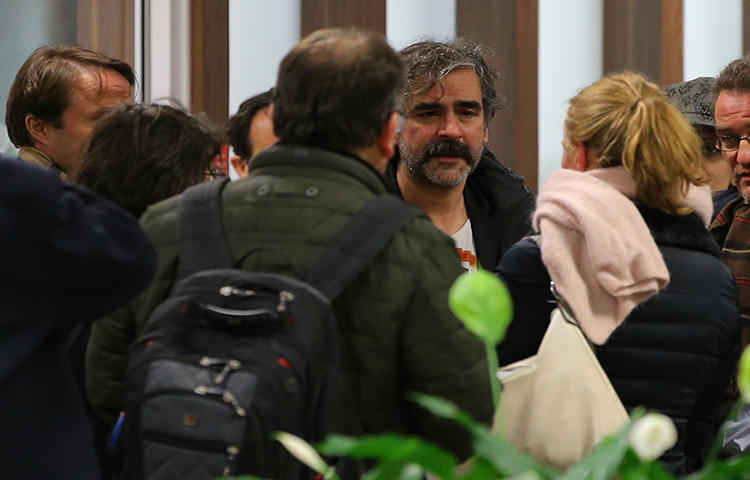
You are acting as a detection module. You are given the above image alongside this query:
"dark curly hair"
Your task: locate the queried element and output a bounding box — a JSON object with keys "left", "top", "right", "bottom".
{"left": 716, "top": 55, "right": 750, "bottom": 94}
{"left": 75, "top": 103, "right": 220, "bottom": 216}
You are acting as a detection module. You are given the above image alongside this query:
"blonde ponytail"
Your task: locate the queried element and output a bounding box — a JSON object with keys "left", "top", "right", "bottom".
{"left": 565, "top": 72, "right": 705, "bottom": 215}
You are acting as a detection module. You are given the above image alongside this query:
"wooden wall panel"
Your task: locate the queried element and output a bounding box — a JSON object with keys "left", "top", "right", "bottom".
{"left": 190, "top": 0, "right": 229, "bottom": 126}
{"left": 604, "top": 0, "right": 682, "bottom": 86}
{"left": 457, "top": 0, "right": 539, "bottom": 192}
{"left": 76, "top": 0, "right": 136, "bottom": 68}
{"left": 301, "top": 0, "right": 386, "bottom": 36}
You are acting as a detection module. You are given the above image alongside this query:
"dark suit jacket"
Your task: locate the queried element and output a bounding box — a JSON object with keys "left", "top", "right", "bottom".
{"left": 0, "top": 155, "right": 157, "bottom": 479}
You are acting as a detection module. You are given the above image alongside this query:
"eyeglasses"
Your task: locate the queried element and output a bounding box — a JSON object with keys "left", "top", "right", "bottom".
{"left": 715, "top": 135, "right": 750, "bottom": 152}
{"left": 702, "top": 138, "right": 719, "bottom": 156}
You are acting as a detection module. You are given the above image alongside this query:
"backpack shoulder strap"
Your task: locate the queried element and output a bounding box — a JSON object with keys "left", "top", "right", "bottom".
{"left": 177, "top": 177, "right": 232, "bottom": 279}
{"left": 307, "top": 194, "right": 423, "bottom": 300}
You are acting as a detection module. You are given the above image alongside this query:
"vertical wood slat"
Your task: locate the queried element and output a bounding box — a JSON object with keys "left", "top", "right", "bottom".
{"left": 457, "top": 0, "right": 539, "bottom": 192}
{"left": 190, "top": 0, "right": 229, "bottom": 127}
{"left": 604, "top": 0, "right": 682, "bottom": 86}
{"left": 661, "top": 0, "right": 683, "bottom": 86}
{"left": 301, "top": 0, "right": 386, "bottom": 36}
{"left": 76, "top": 0, "right": 136, "bottom": 68}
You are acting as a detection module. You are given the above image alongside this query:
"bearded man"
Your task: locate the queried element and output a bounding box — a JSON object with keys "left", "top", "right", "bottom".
{"left": 386, "top": 40, "right": 535, "bottom": 272}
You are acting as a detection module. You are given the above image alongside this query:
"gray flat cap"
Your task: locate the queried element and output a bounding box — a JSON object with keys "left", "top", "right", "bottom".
{"left": 663, "top": 76, "right": 715, "bottom": 127}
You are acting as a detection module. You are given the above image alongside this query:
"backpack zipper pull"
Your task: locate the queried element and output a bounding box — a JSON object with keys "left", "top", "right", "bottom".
{"left": 277, "top": 291, "right": 295, "bottom": 312}
{"left": 222, "top": 391, "right": 247, "bottom": 417}
{"left": 200, "top": 356, "right": 226, "bottom": 367}
{"left": 214, "top": 359, "right": 241, "bottom": 384}
{"left": 219, "top": 286, "right": 256, "bottom": 297}
{"left": 223, "top": 446, "right": 240, "bottom": 476}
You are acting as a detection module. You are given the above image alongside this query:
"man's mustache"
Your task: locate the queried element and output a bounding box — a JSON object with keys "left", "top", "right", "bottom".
{"left": 421, "top": 139, "right": 474, "bottom": 164}
{"left": 735, "top": 165, "right": 750, "bottom": 177}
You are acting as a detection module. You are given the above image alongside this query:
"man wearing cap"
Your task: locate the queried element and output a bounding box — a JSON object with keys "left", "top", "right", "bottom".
{"left": 664, "top": 77, "right": 736, "bottom": 217}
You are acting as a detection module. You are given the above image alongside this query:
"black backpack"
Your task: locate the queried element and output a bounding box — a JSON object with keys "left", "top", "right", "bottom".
{"left": 117, "top": 178, "right": 421, "bottom": 480}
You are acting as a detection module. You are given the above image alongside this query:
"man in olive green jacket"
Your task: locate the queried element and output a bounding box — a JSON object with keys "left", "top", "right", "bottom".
{"left": 86, "top": 28, "right": 493, "bottom": 460}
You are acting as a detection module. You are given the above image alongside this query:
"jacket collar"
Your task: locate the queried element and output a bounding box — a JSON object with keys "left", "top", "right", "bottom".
{"left": 385, "top": 148, "right": 506, "bottom": 269}
{"left": 640, "top": 205, "right": 720, "bottom": 256}
{"left": 250, "top": 144, "right": 391, "bottom": 194}
{"left": 18, "top": 146, "right": 65, "bottom": 178}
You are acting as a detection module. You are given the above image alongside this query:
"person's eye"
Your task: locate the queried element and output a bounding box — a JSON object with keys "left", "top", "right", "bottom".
{"left": 458, "top": 109, "right": 480, "bottom": 118}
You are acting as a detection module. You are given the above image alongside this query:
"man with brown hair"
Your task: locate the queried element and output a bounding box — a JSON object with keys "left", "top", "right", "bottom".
{"left": 87, "top": 28, "right": 492, "bottom": 467}
{"left": 226, "top": 88, "right": 278, "bottom": 178}
{"left": 5, "top": 45, "right": 134, "bottom": 176}
{"left": 710, "top": 55, "right": 750, "bottom": 344}
{"left": 386, "top": 40, "right": 535, "bottom": 273}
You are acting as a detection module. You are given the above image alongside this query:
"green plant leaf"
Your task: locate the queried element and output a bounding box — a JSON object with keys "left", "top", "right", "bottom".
{"left": 684, "top": 454, "right": 750, "bottom": 480}
{"left": 449, "top": 270, "right": 513, "bottom": 345}
{"left": 457, "top": 457, "right": 503, "bottom": 480}
{"left": 409, "top": 393, "right": 555, "bottom": 478}
{"left": 409, "top": 392, "right": 477, "bottom": 431}
{"left": 319, "top": 433, "right": 458, "bottom": 480}
{"left": 560, "top": 409, "right": 646, "bottom": 480}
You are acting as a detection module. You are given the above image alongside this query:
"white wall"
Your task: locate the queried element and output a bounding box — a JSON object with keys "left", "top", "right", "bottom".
{"left": 684, "top": 0, "right": 742, "bottom": 80}
{"left": 386, "top": 0, "right": 456, "bottom": 50}
{"left": 228, "top": 0, "right": 300, "bottom": 116}
{"left": 538, "top": 0, "right": 603, "bottom": 190}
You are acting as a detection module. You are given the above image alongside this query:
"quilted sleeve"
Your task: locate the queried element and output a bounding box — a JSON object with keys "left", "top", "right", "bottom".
{"left": 398, "top": 219, "right": 494, "bottom": 461}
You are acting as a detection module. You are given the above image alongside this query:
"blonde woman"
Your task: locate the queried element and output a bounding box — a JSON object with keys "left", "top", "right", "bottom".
{"left": 496, "top": 72, "right": 740, "bottom": 474}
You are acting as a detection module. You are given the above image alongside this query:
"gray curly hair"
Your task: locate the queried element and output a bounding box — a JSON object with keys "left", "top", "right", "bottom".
{"left": 399, "top": 39, "right": 502, "bottom": 123}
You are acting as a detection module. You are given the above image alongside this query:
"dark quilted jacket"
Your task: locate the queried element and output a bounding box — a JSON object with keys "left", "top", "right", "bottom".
{"left": 496, "top": 205, "right": 741, "bottom": 475}
{"left": 86, "top": 145, "right": 493, "bottom": 459}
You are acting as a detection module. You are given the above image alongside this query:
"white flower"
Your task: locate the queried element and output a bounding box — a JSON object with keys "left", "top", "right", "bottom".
{"left": 273, "top": 431, "right": 329, "bottom": 474}
{"left": 628, "top": 413, "right": 678, "bottom": 461}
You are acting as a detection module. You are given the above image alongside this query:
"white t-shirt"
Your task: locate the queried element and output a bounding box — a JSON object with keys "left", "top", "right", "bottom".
{"left": 450, "top": 218, "right": 478, "bottom": 273}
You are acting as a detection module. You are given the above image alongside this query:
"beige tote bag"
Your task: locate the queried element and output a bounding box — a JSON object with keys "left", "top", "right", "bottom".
{"left": 495, "top": 296, "right": 629, "bottom": 471}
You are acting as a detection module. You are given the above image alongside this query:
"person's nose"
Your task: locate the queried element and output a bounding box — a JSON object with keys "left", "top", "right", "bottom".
{"left": 737, "top": 138, "right": 750, "bottom": 167}
{"left": 438, "top": 112, "right": 462, "bottom": 139}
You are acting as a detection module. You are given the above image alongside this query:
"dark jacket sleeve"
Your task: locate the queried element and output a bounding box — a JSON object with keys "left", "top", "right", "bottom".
{"left": 495, "top": 238, "right": 555, "bottom": 366}
{"left": 0, "top": 156, "right": 156, "bottom": 382}
{"left": 46, "top": 183, "right": 158, "bottom": 321}
{"left": 399, "top": 220, "right": 494, "bottom": 460}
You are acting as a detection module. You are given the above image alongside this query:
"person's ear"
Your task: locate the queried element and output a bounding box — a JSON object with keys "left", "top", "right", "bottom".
{"left": 483, "top": 125, "right": 489, "bottom": 144}
{"left": 574, "top": 142, "right": 589, "bottom": 172}
{"left": 376, "top": 112, "right": 401, "bottom": 159}
{"left": 25, "top": 114, "right": 51, "bottom": 149}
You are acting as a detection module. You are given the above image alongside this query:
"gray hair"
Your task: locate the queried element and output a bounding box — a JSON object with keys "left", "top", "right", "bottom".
{"left": 399, "top": 39, "right": 502, "bottom": 122}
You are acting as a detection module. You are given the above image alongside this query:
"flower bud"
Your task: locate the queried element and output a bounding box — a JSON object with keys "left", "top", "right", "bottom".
{"left": 274, "top": 431, "right": 329, "bottom": 474}
{"left": 448, "top": 270, "right": 513, "bottom": 345}
{"left": 628, "top": 413, "right": 677, "bottom": 461}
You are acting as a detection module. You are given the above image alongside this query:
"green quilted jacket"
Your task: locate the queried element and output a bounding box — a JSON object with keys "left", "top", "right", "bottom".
{"left": 86, "top": 145, "right": 493, "bottom": 459}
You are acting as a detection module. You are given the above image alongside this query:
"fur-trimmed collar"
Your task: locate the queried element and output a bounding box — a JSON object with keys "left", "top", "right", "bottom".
{"left": 638, "top": 205, "right": 720, "bottom": 256}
